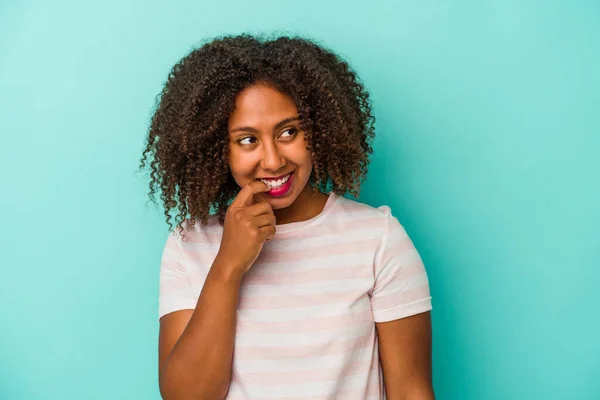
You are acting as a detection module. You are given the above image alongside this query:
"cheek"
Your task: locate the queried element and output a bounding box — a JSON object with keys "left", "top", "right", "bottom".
{"left": 228, "top": 152, "right": 260, "bottom": 185}
{"left": 293, "top": 139, "right": 313, "bottom": 162}
{"left": 301, "top": 139, "right": 315, "bottom": 163}
{"left": 228, "top": 151, "right": 248, "bottom": 173}
{"left": 303, "top": 148, "right": 315, "bottom": 168}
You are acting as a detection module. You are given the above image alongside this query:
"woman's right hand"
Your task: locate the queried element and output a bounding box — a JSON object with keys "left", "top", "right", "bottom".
{"left": 215, "top": 180, "right": 276, "bottom": 277}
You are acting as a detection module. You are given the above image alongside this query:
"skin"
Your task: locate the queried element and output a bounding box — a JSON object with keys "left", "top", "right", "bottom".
{"left": 226, "top": 82, "right": 435, "bottom": 398}
{"left": 377, "top": 312, "right": 435, "bottom": 399}
{"left": 158, "top": 83, "right": 333, "bottom": 399}
{"left": 227, "top": 82, "right": 329, "bottom": 225}
{"left": 158, "top": 82, "right": 435, "bottom": 399}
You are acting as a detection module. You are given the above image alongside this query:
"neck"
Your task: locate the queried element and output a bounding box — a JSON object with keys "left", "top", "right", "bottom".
{"left": 274, "top": 184, "right": 329, "bottom": 225}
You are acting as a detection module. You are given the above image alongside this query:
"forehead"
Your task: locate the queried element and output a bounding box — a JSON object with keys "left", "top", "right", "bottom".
{"left": 228, "top": 83, "right": 298, "bottom": 130}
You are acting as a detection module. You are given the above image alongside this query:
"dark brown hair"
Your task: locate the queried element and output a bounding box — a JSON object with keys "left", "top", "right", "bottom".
{"left": 139, "top": 34, "right": 375, "bottom": 232}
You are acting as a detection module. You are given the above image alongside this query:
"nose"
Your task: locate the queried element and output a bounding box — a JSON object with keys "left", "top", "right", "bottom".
{"left": 260, "top": 140, "right": 286, "bottom": 172}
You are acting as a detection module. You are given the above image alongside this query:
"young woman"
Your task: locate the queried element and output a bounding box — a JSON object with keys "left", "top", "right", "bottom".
{"left": 140, "top": 34, "right": 434, "bottom": 400}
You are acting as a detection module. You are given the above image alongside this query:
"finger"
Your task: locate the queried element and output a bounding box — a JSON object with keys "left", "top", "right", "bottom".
{"left": 231, "top": 181, "right": 271, "bottom": 208}
{"left": 259, "top": 225, "right": 276, "bottom": 242}
{"left": 246, "top": 201, "right": 274, "bottom": 217}
{"left": 254, "top": 213, "right": 276, "bottom": 228}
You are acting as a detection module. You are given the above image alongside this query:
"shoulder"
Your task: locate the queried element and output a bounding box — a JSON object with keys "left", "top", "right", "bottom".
{"left": 333, "top": 194, "right": 394, "bottom": 222}
{"left": 324, "top": 194, "right": 399, "bottom": 238}
{"left": 168, "top": 215, "right": 224, "bottom": 246}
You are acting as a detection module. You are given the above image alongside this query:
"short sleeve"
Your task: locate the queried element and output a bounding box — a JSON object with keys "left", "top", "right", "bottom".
{"left": 158, "top": 231, "right": 198, "bottom": 320}
{"left": 370, "top": 207, "right": 432, "bottom": 323}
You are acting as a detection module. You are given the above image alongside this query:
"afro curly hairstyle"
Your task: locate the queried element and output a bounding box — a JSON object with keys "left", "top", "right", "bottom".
{"left": 139, "top": 34, "right": 376, "bottom": 233}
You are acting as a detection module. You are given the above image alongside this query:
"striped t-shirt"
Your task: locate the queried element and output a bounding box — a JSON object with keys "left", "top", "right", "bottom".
{"left": 158, "top": 191, "right": 432, "bottom": 399}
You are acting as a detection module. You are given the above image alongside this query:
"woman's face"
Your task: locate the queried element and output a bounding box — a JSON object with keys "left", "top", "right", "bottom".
{"left": 227, "top": 82, "right": 314, "bottom": 210}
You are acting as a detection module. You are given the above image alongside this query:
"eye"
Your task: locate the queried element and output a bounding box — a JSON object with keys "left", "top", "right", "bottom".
{"left": 238, "top": 136, "right": 256, "bottom": 145}
{"left": 280, "top": 128, "right": 297, "bottom": 138}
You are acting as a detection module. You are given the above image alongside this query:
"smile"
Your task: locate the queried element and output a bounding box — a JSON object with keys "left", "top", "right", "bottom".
{"left": 259, "top": 172, "right": 292, "bottom": 189}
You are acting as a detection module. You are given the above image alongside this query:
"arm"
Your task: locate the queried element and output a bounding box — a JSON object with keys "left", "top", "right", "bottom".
{"left": 157, "top": 182, "right": 274, "bottom": 399}
{"left": 158, "top": 258, "right": 243, "bottom": 400}
{"left": 376, "top": 311, "right": 435, "bottom": 400}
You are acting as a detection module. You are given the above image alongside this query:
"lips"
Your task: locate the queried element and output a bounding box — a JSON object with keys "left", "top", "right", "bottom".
{"left": 262, "top": 173, "right": 294, "bottom": 197}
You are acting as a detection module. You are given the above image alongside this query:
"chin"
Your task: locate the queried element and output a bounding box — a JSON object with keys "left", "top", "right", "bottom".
{"left": 259, "top": 192, "right": 298, "bottom": 209}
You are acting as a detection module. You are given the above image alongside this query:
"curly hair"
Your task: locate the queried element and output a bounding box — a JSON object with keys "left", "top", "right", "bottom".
{"left": 139, "top": 34, "right": 376, "bottom": 233}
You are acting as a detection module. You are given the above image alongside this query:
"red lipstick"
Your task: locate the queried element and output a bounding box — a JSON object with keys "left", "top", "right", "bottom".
{"left": 263, "top": 173, "right": 293, "bottom": 197}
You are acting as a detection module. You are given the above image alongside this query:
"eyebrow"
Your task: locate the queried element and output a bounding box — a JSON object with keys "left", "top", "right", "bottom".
{"left": 229, "top": 116, "right": 300, "bottom": 135}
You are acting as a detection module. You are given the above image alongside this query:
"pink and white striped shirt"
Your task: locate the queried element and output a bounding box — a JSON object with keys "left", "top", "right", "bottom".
{"left": 158, "top": 192, "right": 432, "bottom": 399}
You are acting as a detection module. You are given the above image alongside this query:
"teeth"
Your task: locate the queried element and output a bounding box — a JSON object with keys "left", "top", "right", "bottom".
{"left": 260, "top": 173, "right": 291, "bottom": 189}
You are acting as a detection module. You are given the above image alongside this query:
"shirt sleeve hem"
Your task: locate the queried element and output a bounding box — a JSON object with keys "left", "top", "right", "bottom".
{"left": 372, "top": 297, "right": 432, "bottom": 323}
{"left": 158, "top": 301, "right": 197, "bottom": 320}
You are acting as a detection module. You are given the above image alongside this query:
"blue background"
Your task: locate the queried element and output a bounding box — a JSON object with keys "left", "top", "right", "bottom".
{"left": 1, "top": 0, "right": 599, "bottom": 399}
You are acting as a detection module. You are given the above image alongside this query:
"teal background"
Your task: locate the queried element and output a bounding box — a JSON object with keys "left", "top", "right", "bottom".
{"left": 1, "top": 0, "right": 598, "bottom": 399}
